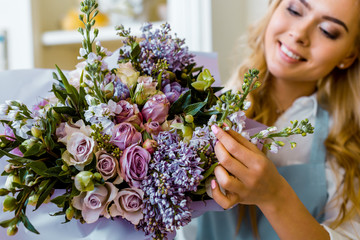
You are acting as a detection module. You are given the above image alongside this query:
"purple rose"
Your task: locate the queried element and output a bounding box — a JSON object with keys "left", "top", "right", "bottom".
{"left": 162, "top": 82, "right": 185, "bottom": 103}
{"left": 141, "top": 94, "right": 170, "bottom": 124}
{"left": 72, "top": 182, "right": 118, "bottom": 223}
{"left": 120, "top": 144, "right": 151, "bottom": 188}
{"left": 96, "top": 150, "right": 122, "bottom": 183}
{"left": 110, "top": 123, "right": 142, "bottom": 150}
{"left": 115, "top": 100, "right": 142, "bottom": 126}
{"left": 109, "top": 188, "right": 144, "bottom": 225}
{"left": 144, "top": 121, "right": 162, "bottom": 136}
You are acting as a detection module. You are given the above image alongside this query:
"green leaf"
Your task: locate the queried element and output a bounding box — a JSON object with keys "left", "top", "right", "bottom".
{"left": 169, "top": 90, "right": 191, "bottom": 115}
{"left": 20, "top": 213, "right": 39, "bottom": 234}
{"left": 51, "top": 195, "right": 68, "bottom": 207}
{"left": 0, "top": 149, "right": 33, "bottom": 163}
{"left": 36, "top": 179, "right": 57, "bottom": 210}
{"left": 192, "top": 187, "right": 207, "bottom": 195}
{"left": 130, "top": 43, "right": 141, "bottom": 59}
{"left": 23, "top": 143, "right": 43, "bottom": 157}
{"left": 184, "top": 102, "right": 207, "bottom": 116}
{"left": 44, "top": 166, "right": 62, "bottom": 177}
{"left": 0, "top": 217, "right": 18, "bottom": 228}
{"left": 27, "top": 162, "right": 48, "bottom": 176}
{"left": 53, "top": 106, "right": 77, "bottom": 116}
{"left": 202, "top": 162, "right": 219, "bottom": 180}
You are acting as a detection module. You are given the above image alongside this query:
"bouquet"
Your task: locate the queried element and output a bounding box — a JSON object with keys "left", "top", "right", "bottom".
{"left": 0, "top": 1, "right": 314, "bottom": 239}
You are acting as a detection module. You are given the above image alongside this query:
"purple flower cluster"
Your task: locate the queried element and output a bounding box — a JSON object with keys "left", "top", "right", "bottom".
{"left": 119, "top": 23, "right": 195, "bottom": 76}
{"left": 136, "top": 131, "right": 203, "bottom": 239}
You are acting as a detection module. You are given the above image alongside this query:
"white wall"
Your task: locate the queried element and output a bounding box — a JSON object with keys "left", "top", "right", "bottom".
{"left": 0, "top": 0, "right": 34, "bottom": 69}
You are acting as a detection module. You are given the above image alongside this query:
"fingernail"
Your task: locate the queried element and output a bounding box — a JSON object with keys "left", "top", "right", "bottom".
{"left": 211, "top": 125, "right": 219, "bottom": 134}
{"left": 211, "top": 179, "right": 216, "bottom": 189}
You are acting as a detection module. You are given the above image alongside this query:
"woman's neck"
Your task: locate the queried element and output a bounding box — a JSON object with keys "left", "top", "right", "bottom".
{"left": 271, "top": 77, "right": 318, "bottom": 114}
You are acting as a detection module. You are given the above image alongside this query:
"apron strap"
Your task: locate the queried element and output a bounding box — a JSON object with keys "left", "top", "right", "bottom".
{"left": 309, "top": 106, "right": 329, "bottom": 164}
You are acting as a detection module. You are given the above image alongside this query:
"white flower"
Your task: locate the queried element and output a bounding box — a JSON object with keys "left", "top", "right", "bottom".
{"left": 79, "top": 48, "right": 87, "bottom": 57}
{"left": 269, "top": 142, "right": 280, "bottom": 154}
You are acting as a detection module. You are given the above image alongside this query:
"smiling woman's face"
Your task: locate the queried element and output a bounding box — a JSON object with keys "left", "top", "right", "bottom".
{"left": 264, "top": 0, "right": 359, "bottom": 83}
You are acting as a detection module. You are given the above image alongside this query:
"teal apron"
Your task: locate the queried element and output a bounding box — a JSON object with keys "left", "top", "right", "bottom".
{"left": 196, "top": 107, "right": 329, "bottom": 240}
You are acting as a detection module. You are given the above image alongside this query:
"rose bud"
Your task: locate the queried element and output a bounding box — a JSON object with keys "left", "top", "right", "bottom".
{"left": 116, "top": 62, "right": 140, "bottom": 87}
{"left": 74, "top": 171, "right": 94, "bottom": 192}
{"left": 66, "top": 206, "right": 75, "bottom": 220}
{"left": 142, "top": 139, "right": 158, "bottom": 154}
{"left": 31, "top": 126, "right": 42, "bottom": 138}
{"left": 144, "top": 121, "right": 162, "bottom": 136}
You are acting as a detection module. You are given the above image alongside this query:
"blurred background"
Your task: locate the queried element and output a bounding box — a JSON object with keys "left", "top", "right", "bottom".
{"left": 0, "top": 0, "right": 267, "bottom": 83}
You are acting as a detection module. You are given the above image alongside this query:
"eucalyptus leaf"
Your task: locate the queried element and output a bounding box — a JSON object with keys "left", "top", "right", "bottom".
{"left": 20, "top": 214, "right": 39, "bottom": 234}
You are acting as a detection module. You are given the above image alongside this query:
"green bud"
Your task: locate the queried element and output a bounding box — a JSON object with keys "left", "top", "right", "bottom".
{"left": 290, "top": 142, "right": 297, "bottom": 149}
{"left": 0, "top": 188, "right": 10, "bottom": 196}
{"left": 3, "top": 195, "right": 17, "bottom": 212}
{"left": 66, "top": 206, "right": 75, "bottom": 220}
{"left": 31, "top": 126, "right": 42, "bottom": 138}
{"left": 74, "top": 171, "right": 94, "bottom": 192}
{"left": 275, "top": 141, "right": 285, "bottom": 147}
{"left": 93, "top": 172, "right": 102, "bottom": 181}
{"left": 4, "top": 163, "right": 13, "bottom": 173}
{"left": 7, "top": 225, "right": 18, "bottom": 236}
{"left": 0, "top": 142, "right": 6, "bottom": 148}
{"left": 61, "top": 165, "right": 69, "bottom": 172}
{"left": 184, "top": 115, "right": 194, "bottom": 123}
{"left": 28, "top": 194, "right": 39, "bottom": 206}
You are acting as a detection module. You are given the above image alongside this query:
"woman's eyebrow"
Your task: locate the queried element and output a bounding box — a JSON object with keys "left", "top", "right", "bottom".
{"left": 299, "top": 0, "right": 349, "bottom": 33}
{"left": 323, "top": 16, "right": 349, "bottom": 32}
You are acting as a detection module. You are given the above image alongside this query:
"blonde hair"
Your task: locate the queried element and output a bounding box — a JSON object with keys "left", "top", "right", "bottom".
{"left": 228, "top": 0, "right": 360, "bottom": 231}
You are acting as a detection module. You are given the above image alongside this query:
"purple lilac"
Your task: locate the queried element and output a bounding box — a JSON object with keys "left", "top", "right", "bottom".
{"left": 118, "top": 23, "right": 195, "bottom": 76}
{"left": 103, "top": 72, "right": 130, "bottom": 101}
{"left": 136, "top": 131, "right": 203, "bottom": 239}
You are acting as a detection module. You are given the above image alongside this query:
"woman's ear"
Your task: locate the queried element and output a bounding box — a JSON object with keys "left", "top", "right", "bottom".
{"left": 337, "top": 47, "right": 359, "bottom": 69}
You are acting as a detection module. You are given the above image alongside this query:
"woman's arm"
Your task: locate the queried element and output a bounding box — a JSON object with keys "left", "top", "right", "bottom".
{"left": 210, "top": 124, "right": 330, "bottom": 240}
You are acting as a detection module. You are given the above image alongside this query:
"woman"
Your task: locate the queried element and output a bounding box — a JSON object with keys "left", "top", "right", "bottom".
{"left": 197, "top": 0, "right": 360, "bottom": 239}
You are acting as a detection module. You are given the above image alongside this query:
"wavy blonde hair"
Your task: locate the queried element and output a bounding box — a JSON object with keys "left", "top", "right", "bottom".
{"left": 227, "top": 0, "right": 360, "bottom": 232}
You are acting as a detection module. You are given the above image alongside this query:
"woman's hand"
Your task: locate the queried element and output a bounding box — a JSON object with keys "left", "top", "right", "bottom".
{"left": 210, "top": 124, "right": 287, "bottom": 210}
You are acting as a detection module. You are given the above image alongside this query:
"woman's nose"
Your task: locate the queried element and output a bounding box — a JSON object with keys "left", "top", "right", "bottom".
{"left": 288, "top": 20, "right": 312, "bottom": 47}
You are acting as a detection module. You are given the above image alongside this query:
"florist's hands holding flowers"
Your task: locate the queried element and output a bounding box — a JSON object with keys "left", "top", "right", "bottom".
{"left": 210, "top": 125, "right": 290, "bottom": 211}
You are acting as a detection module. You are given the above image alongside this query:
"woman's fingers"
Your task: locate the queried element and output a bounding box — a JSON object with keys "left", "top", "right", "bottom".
{"left": 211, "top": 125, "right": 260, "bottom": 168}
{"left": 226, "top": 128, "right": 262, "bottom": 153}
{"left": 214, "top": 141, "right": 248, "bottom": 178}
{"left": 211, "top": 166, "right": 244, "bottom": 209}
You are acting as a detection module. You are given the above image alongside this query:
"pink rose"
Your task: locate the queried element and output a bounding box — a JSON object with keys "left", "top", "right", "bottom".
{"left": 141, "top": 94, "right": 170, "bottom": 124}
{"left": 72, "top": 182, "right": 118, "bottom": 223}
{"left": 109, "top": 188, "right": 144, "bottom": 225}
{"left": 110, "top": 123, "right": 142, "bottom": 150}
{"left": 62, "top": 132, "right": 95, "bottom": 170}
{"left": 144, "top": 121, "right": 162, "bottom": 136}
{"left": 115, "top": 100, "right": 142, "bottom": 126}
{"left": 96, "top": 150, "right": 122, "bottom": 183}
{"left": 120, "top": 144, "right": 151, "bottom": 188}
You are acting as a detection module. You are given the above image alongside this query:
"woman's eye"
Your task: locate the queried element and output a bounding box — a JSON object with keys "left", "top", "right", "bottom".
{"left": 320, "top": 28, "right": 338, "bottom": 40}
{"left": 287, "top": 7, "right": 301, "bottom": 16}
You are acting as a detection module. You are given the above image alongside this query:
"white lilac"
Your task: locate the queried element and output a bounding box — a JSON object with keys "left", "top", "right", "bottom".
{"left": 136, "top": 131, "right": 203, "bottom": 239}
